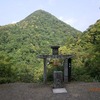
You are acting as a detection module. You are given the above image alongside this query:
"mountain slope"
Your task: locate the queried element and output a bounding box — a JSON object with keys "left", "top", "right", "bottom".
{"left": 19, "top": 10, "right": 79, "bottom": 33}
{"left": 0, "top": 10, "right": 81, "bottom": 54}
{"left": 0, "top": 10, "right": 82, "bottom": 82}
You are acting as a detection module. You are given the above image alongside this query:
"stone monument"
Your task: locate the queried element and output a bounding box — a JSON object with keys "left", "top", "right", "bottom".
{"left": 38, "top": 46, "right": 72, "bottom": 86}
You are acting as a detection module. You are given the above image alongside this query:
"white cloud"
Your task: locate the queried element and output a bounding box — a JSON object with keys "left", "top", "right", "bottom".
{"left": 65, "top": 19, "right": 77, "bottom": 25}
{"left": 59, "top": 16, "right": 63, "bottom": 20}
{"left": 59, "top": 16, "right": 77, "bottom": 26}
{"left": 11, "top": 21, "right": 18, "bottom": 24}
{"left": 58, "top": 16, "right": 86, "bottom": 31}
{"left": 58, "top": 16, "right": 93, "bottom": 32}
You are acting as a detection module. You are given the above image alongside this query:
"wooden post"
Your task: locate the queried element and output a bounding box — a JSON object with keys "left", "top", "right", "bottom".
{"left": 43, "top": 58, "right": 47, "bottom": 83}
{"left": 64, "top": 58, "right": 68, "bottom": 83}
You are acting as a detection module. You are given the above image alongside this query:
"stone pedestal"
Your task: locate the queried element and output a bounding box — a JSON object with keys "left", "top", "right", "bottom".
{"left": 53, "top": 71, "right": 63, "bottom": 88}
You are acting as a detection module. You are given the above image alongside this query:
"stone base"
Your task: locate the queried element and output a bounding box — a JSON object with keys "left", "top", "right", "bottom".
{"left": 53, "top": 88, "right": 67, "bottom": 93}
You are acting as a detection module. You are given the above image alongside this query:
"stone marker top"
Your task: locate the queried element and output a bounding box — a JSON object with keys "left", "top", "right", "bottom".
{"left": 51, "top": 46, "right": 60, "bottom": 55}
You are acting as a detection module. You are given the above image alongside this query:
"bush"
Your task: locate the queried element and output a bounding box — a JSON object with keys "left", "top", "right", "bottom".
{"left": 71, "top": 66, "right": 93, "bottom": 82}
{"left": 85, "top": 58, "right": 100, "bottom": 82}
{"left": 0, "top": 54, "right": 16, "bottom": 84}
{"left": 16, "top": 67, "right": 34, "bottom": 83}
{"left": 0, "top": 77, "right": 14, "bottom": 84}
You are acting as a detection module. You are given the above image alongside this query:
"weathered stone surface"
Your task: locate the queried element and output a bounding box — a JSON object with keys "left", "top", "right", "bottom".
{"left": 53, "top": 71, "right": 63, "bottom": 88}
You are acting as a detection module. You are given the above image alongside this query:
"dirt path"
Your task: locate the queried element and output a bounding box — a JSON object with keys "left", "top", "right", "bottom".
{"left": 0, "top": 82, "right": 100, "bottom": 100}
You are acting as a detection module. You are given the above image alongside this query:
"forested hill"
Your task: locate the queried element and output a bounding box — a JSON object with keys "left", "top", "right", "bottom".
{"left": 0, "top": 10, "right": 99, "bottom": 83}
{"left": 0, "top": 10, "right": 82, "bottom": 83}
{"left": 0, "top": 9, "right": 82, "bottom": 64}
{"left": 0, "top": 10, "right": 81, "bottom": 54}
{"left": 82, "top": 19, "right": 100, "bottom": 77}
{"left": 18, "top": 10, "right": 81, "bottom": 34}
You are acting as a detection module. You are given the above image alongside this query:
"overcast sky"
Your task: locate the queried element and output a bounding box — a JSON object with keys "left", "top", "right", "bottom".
{"left": 0, "top": 0, "right": 100, "bottom": 31}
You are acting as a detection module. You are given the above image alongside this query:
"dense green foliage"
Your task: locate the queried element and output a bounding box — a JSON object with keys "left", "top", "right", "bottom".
{"left": 0, "top": 54, "right": 15, "bottom": 83}
{"left": 82, "top": 20, "right": 100, "bottom": 81}
{"left": 60, "top": 19, "right": 100, "bottom": 82}
{"left": 0, "top": 10, "right": 99, "bottom": 83}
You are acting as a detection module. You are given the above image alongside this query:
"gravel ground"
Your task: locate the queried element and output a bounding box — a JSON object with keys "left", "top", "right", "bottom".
{"left": 0, "top": 82, "right": 100, "bottom": 100}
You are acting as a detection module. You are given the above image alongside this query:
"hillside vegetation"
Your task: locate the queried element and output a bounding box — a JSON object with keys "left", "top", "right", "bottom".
{"left": 0, "top": 10, "right": 99, "bottom": 83}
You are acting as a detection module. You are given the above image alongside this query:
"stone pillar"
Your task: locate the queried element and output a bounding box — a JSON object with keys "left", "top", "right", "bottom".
{"left": 68, "top": 58, "right": 71, "bottom": 82}
{"left": 43, "top": 58, "right": 47, "bottom": 83}
{"left": 53, "top": 71, "right": 63, "bottom": 88}
{"left": 64, "top": 58, "right": 68, "bottom": 83}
